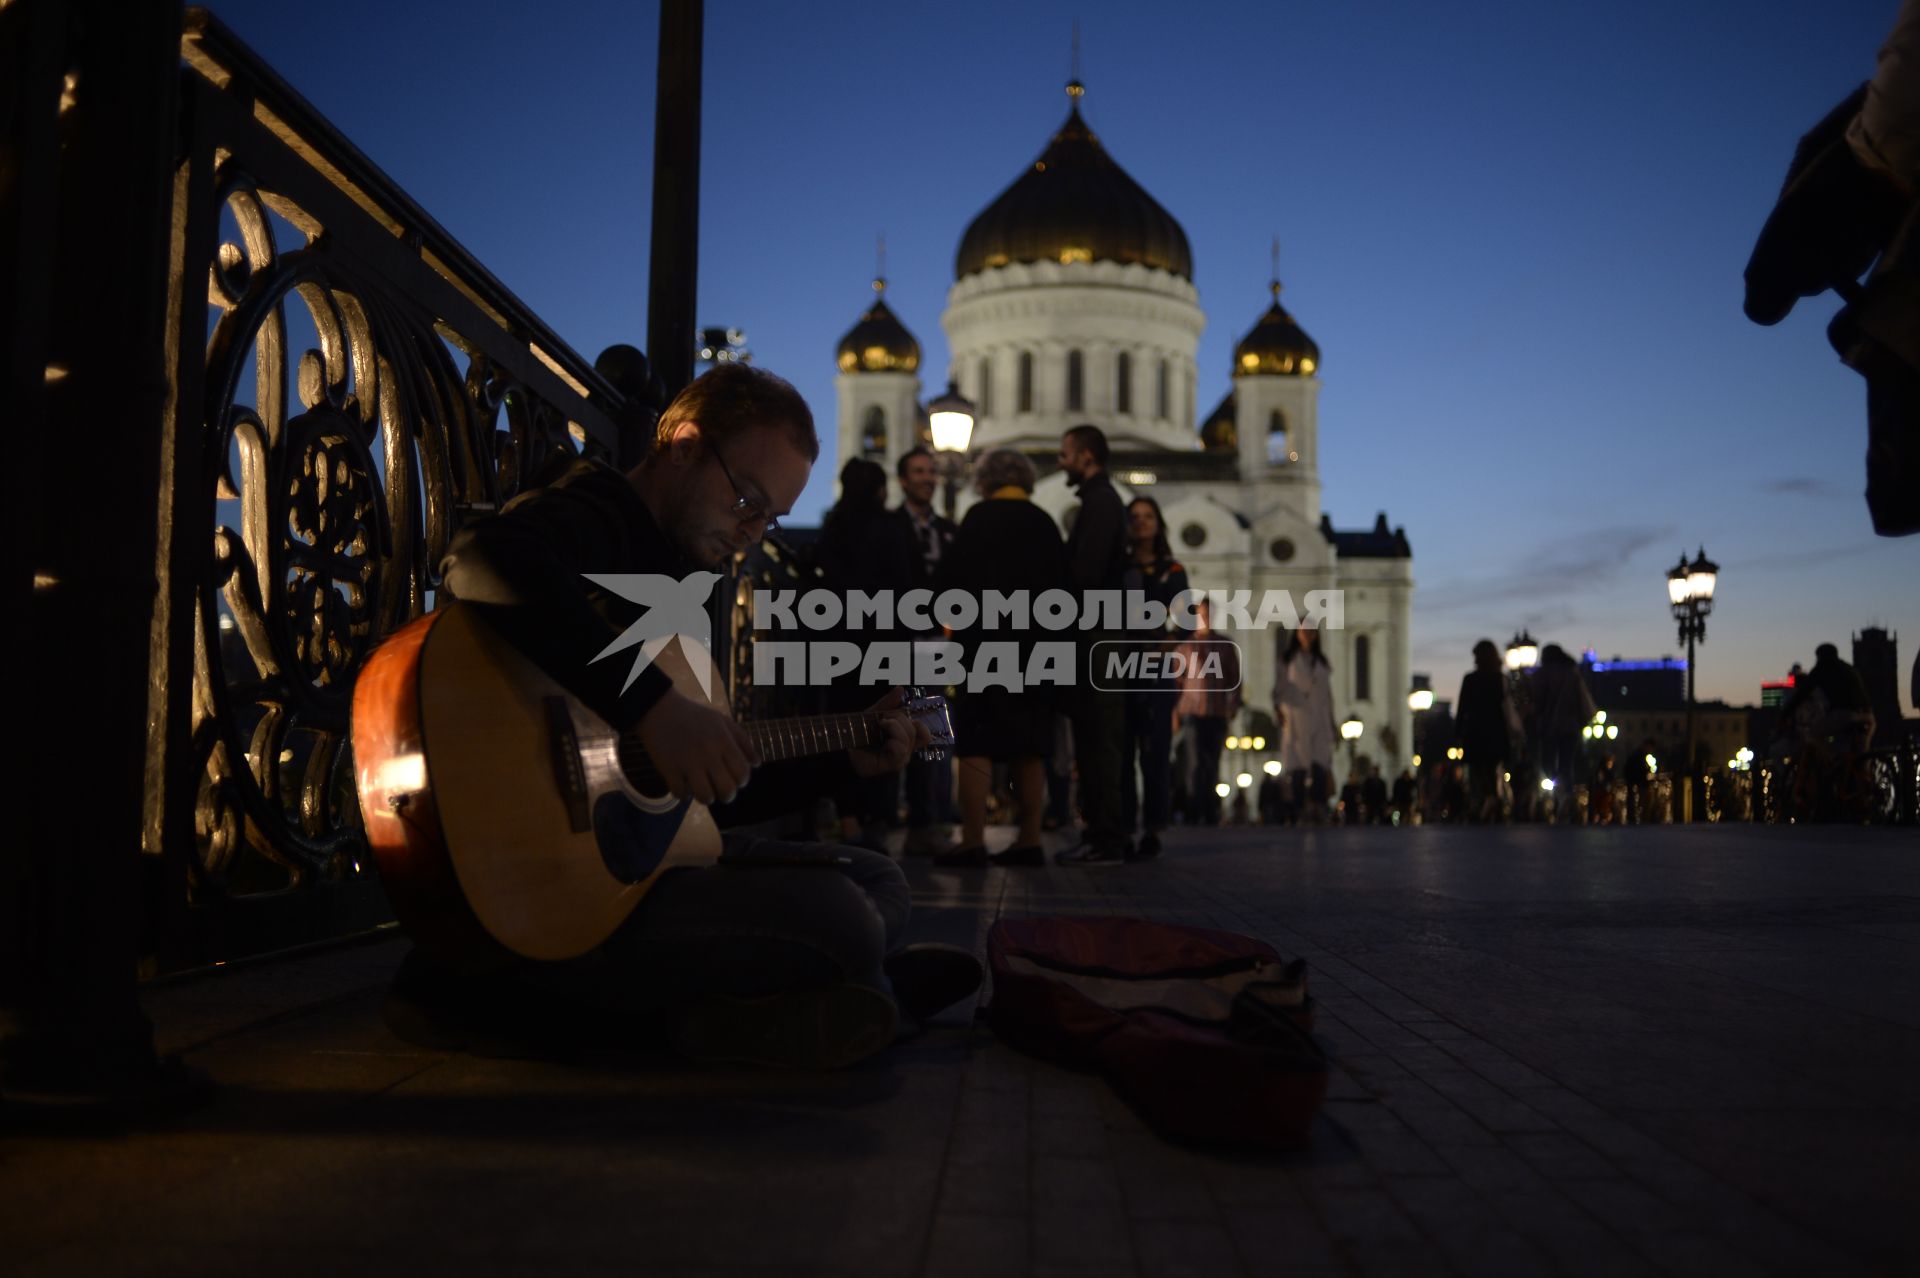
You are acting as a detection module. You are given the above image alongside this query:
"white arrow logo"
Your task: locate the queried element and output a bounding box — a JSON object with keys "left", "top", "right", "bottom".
{"left": 583, "top": 571, "right": 723, "bottom": 698}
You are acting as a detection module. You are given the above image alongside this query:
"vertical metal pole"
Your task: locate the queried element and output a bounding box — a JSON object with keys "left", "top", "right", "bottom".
{"left": 646, "top": 0, "right": 702, "bottom": 403}
{"left": 3, "top": 0, "right": 185, "bottom": 1100}
{"left": 1684, "top": 627, "right": 1697, "bottom": 823}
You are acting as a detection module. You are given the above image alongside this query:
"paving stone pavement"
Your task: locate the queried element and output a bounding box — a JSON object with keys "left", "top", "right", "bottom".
{"left": 3, "top": 823, "right": 1916, "bottom": 1276}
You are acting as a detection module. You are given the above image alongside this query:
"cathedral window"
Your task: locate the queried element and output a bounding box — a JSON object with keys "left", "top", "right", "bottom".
{"left": 1018, "top": 352, "right": 1033, "bottom": 413}
{"left": 1267, "top": 409, "right": 1289, "bottom": 465}
{"left": 1067, "top": 350, "right": 1084, "bottom": 413}
{"left": 1116, "top": 352, "right": 1132, "bottom": 414}
{"left": 861, "top": 406, "right": 887, "bottom": 458}
{"left": 1355, "top": 634, "right": 1372, "bottom": 702}
{"left": 1156, "top": 359, "right": 1170, "bottom": 419}
{"left": 978, "top": 357, "right": 992, "bottom": 417}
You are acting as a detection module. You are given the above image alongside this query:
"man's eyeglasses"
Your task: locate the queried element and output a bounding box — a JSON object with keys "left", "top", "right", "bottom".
{"left": 711, "top": 444, "right": 779, "bottom": 534}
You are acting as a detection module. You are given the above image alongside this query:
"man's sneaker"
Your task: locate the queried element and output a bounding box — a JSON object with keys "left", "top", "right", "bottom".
{"left": 1056, "top": 842, "right": 1128, "bottom": 865}
{"left": 666, "top": 982, "right": 898, "bottom": 1070}
{"left": 988, "top": 844, "right": 1045, "bottom": 867}
{"left": 884, "top": 943, "right": 984, "bottom": 1021}
{"left": 1129, "top": 831, "right": 1163, "bottom": 861}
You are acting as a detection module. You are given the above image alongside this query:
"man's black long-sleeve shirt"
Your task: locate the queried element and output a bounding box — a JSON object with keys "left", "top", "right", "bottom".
{"left": 439, "top": 457, "right": 852, "bottom": 827}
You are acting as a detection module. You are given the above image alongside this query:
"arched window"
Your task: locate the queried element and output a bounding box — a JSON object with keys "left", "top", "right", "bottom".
{"left": 977, "top": 356, "right": 992, "bottom": 418}
{"left": 1116, "top": 351, "right": 1132, "bottom": 415}
{"left": 861, "top": 405, "right": 887, "bottom": 458}
{"left": 1018, "top": 352, "right": 1033, "bottom": 413}
{"left": 1354, "top": 634, "right": 1372, "bottom": 702}
{"left": 1066, "top": 350, "right": 1084, "bottom": 412}
{"left": 1156, "top": 359, "right": 1169, "bottom": 419}
{"left": 1267, "top": 408, "right": 1289, "bottom": 465}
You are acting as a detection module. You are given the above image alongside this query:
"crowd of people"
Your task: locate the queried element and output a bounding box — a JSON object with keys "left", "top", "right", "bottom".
{"left": 806, "top": 422, "right": 1403, "bottom": 860}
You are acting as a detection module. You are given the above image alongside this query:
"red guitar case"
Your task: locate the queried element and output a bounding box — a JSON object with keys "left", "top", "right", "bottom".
{"left": 986, "top": 916, "right": 1327, "bottom": 1147}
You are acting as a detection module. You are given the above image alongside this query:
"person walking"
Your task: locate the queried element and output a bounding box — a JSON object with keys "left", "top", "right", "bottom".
{"left": 929, "top": 449, "right": 1071, "bottom": 868}
{"left": 1274, "top": 626, "right": 1336, "bottom": 824}
{"left": 1118, "top": 495, "right": 1189, "bottom": 859}
{"left": 1056, "top": 425, "right": 1132, "bottom": 864}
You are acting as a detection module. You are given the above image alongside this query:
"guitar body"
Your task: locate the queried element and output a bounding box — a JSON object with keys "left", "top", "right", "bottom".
{"left": 354, "top": 604, "right": 721, "bottom": 966}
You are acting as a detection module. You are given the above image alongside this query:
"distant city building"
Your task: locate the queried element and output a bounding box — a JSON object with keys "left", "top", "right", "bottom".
{"left": 832, "top": 80, "right": 1415, "bottom": 775}
{"left": 1575, "top": 651, "right": 1747, "bottom": 771}
{"left": 1852, "top": 626, "right": 1903, "bottom": 747}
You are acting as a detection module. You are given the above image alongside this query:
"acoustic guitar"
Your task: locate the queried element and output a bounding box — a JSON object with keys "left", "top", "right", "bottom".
{"left": 351, "top": 604, "right": 953, "bottom": 965}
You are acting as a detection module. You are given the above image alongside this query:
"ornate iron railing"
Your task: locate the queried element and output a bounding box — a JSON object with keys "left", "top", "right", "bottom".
{"left": 142, "top": 10, "right": 651, "bottom": 969}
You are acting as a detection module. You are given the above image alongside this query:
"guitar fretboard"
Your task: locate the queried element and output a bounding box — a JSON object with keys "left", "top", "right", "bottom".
{"left": 615, "top": 712, "right": 889, "bottom": 790}
{"left": 744, "top": 713, "right": 887, "bottom": 763}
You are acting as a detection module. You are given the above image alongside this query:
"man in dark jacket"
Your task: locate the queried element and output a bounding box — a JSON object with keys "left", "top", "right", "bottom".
{"left": 416, "top": 365, "right": 976, "bottom": 1067}
{"left": 894, "top": 448, "right": 959, "bottom": 853}
{"left": 1057, "top": 424, "right": 1131, "bottom": 863}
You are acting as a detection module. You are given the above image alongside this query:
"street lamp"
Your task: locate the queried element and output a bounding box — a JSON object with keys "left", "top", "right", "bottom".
{"left": 1407, "top": 675, "right": 1434, "bottom": 712}
{"left": 1666, "top": 547, "right": 1718, "bottom": 821}
{"left": 1341, "top": 715, "right": 1364, "bottom": 769}
{"left": 926, "top": 380, "right": 976, "bottom": 520}
{"left": 1505, "top": 630, "right": 1539, "bottom": 671}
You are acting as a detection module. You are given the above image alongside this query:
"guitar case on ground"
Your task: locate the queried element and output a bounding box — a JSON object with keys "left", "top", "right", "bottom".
{"left": 985, "top": 916, "right": 1327, "bottom": 1148}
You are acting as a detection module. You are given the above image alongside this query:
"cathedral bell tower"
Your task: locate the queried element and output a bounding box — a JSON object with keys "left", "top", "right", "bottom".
{"left": 834, "top": 274, "right": 923, "bottom": 492}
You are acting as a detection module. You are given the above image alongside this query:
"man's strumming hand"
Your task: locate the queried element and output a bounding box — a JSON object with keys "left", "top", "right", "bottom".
{"left": 850, "top": 686, "right": 931, "bottom": 778}
{"left": 639, "top": 689, "right": 759, "bottom": 804}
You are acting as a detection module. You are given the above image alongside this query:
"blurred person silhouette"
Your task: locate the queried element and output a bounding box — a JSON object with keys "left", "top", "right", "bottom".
{"left": 892, "top": 448, "right": 959, "bottom": 856}
{"left": 1057, "top": 425, "right": 1133, "bottom": 863}
{"left": 816, "top": 457, "right": 919, "bottom": 851}
{"left": 929, "top": 448, "right": 1072, "bottom": 868}
{"left": 1118, "top": 495, "right": 1190, "bottom": 859}
{"left": 1454, "top": 639, "right": 1517, "bottom": 822}
{"left": 1745, "top": 0, "right": 1920, "bottom": 535}
{"left": 1172, "top": 599, "right": 1241, "bottom": 827}
{"left": 1274, "top": 625, "right": 1336, "bottom": 824}
{"left": 1530, "top": 643, "right": 1597, "bottom": 816}
{"left": 1783, "top": 641, "right": 1878, "bottom": 753}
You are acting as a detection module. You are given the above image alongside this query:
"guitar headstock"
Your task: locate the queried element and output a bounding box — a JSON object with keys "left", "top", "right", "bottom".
{"left": 903, "top": 686, "right": 955, "bottom": 762}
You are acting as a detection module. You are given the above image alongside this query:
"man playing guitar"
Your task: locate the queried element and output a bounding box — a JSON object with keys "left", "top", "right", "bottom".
{"left": 403, "top": 363, "right": 978, "bottom": 1068}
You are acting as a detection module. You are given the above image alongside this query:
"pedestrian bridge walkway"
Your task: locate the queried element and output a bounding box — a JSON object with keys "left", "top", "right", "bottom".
{"left": 6, "top": 824, "right": 1916, "bottom": 1276}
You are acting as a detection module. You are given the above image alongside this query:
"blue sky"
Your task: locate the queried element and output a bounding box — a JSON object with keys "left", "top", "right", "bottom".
{"left": 213, "top": 0, "right": 1916, "bottom": 712}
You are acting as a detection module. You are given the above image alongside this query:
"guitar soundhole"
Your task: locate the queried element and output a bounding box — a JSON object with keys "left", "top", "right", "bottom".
{"left": 617, "top": 741, "right": 671, "bottom": 799}
{"left": 593, "top": 791, "right": 683, "bottom": 884}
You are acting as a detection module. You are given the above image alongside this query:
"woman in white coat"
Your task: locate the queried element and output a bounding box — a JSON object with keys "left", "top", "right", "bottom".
{"left": 1273, "top": 626, "right": 1337, "bottom": 823}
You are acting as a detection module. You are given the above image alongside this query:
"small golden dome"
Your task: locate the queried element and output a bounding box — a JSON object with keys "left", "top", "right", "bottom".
{"left": 1233, "top": 282, "right": 1319, "bottom": 378}
{"left": 835, "top": 280, "right": 921, "bottom": 374}
{"left": 1200, "top": 390, "right": 1237, "bottom": 451}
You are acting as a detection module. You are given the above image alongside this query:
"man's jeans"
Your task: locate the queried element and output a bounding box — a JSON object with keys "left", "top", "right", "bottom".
{"left": 528, "top": 834, "right": 910, "bottom": 1013}
{"left": 1188, "top": 715, "right": 1228, "bottom": 825}
{"left": 1121, "top": 690, "right": 1175, "bottom": 834}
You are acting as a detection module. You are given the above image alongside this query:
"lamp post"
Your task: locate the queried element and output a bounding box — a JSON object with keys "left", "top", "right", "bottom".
{"left": 1666, "top": 547, "right": 1718, "bottom": 821}
{"left": 926, "top": 380, "right": 976, "bottom": 520}
{"left": 1341, "top": 715, "right": 1364, "bottom": 770}
{"left": 1408, "top": 673, "right": 1433, "bottom": 773}
{"left": 1504, "top": 629, "right": 1538, "bottom": 672}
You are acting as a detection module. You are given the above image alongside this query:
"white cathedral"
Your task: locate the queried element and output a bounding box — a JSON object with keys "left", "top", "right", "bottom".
{"left": 831, "top": 82, "right": 1416, "bottom": 778}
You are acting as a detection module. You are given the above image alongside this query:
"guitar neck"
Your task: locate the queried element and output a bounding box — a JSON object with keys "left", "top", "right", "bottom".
{"left": 743, "top": 712, "right": 888, "bottom": 763}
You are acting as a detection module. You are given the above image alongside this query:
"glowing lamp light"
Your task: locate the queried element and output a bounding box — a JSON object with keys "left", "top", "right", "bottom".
{"left": 1411, "top": 754, "right": 1423, "bottom": 768}
{"left": 1225, "top": 736, "right": 1241, "bottom": 751}
{"left": 1214, "top": 782, "right": 1232, "bottom": 799}
{"left": 1606, "top": 725, "right": 1619, "bottom": 740}
{"left": 926, "top": 381, "right": 976, "bottom": 454}
{"left": 1540, "top": 778, "right": 1556, "bottom": 792}
{"left": 1408, "top": 688, "right": 1434, "bottom": 711}
{"left": 1263, "top": 760, "right": 1283, "bottom": 777}
{"left": 1236, "top": 773, "right": 1254, "bottom": 789}
{"left": 1594, "top": 710, "right": 1607, "bottom": 725}
{"left": 1645, "top": 753, "right": 1659, "bottom": 772}
{"left": 1505, "top": 630, "right": 1539, "bottom": 671}
{"left": 1340, "top": 717, "right": 1364, "bottom": 741}
{"left": 1252, "top": 736, "right": 1267, "bottom": 750}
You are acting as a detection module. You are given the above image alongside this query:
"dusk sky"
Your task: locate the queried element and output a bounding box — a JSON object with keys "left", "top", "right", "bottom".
{"left": 214, "top": 0, "right": 1916, "bottom": 713}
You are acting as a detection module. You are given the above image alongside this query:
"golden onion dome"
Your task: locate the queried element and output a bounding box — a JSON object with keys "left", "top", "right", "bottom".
{"left": 1233, "top": 281, "right": 1319, "bottom": 377}
{"left": 835, "top": 280, "right": 921, "bottom": 374}
{"left": 955, "top": 82, "right": 1192, "bottom": 281}
{"left": 1199, "top": 390, "right": 1237, "bottom": 451}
